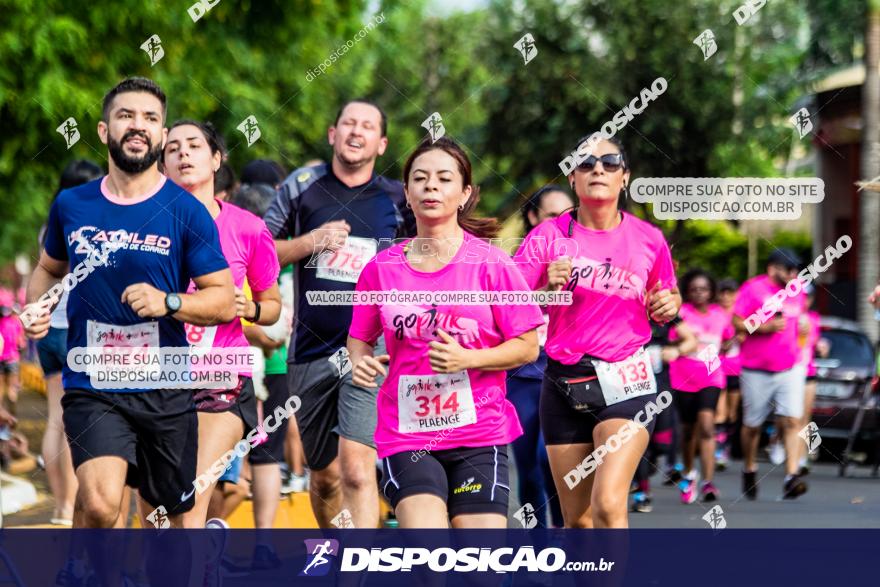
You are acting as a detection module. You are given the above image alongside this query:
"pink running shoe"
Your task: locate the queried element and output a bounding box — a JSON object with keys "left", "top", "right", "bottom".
{"left": 679, "top": 472, "right": 699, "bottom": 504}
{"left": 700, "top": 480, "right": 719, "bottom": 502}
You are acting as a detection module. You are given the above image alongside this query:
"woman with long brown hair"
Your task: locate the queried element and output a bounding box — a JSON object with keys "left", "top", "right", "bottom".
{"left": 348, "top": 137, "right": 542, "bottom": 528}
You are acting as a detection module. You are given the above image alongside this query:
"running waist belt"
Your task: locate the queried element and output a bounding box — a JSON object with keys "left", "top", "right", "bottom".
{"left": 547, "top": 348, "right": 656, "bottom": 412}
{"left": 546, "top": 356, "right": 605, "bottom": 412}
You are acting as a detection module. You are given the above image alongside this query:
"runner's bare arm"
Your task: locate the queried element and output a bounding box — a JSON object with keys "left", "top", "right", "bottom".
{"left": 274, "top": 236, "right": 316, "bottom": 267}
{"left": 121, "top": 268, "right": 235, "bottom": 325}
{"left": 274, "top": 220, "right": 351, "bottom": 267}
{"left": 243, "top": 325, "right": 284, "bottom": 356}
{"left": 676, "top": 322, "right": 699, "bottom": 355}
{"left": 348, "top": 335, "right": 389, "bottom": 389}
{"left": 236, "top": 283, "right": 281, "bottom": 326}
{"left": 647, "top": 282, "right": 681, "bottom": 323}
{"left": 20, "top": 251, "right": 68, "bottom": 338}
{"left": 732, "top": 313, "right": 784, "bottom": 335}
{"left": 428, "top": 329, "right": 539, "bottom": 374}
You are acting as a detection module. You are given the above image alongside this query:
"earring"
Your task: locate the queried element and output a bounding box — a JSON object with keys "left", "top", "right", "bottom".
{"left": 405, "top": 201, "right": 412, "bottom": 209}
{"left": 458, "top": 204, "right": 464, "bottom": 211}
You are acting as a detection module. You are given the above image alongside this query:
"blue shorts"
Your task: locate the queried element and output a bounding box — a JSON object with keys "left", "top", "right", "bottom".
{"left": 37, "top": 327, "right": 67, "bottom": 376}
{"left": 218, "top": 454, "right": 243, "bottom": 485}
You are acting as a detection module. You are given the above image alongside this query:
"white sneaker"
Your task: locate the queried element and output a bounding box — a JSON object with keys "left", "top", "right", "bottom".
{"left": 281, "top": 473, "right": 308, "bottom": 494}
{"left": 768, "top": 442, "right": 786, "bottom": 466}
{"left": 291, "top": 474, "right": 308, "bottom": 493}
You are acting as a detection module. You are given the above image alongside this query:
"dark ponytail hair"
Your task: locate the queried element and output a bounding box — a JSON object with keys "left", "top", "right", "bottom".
{"left": 55, "top": 159, "right": 102, "bottom": 199}
{"left": 42, "top": 159, "right": 103, "bottom": 246}
{"left": 402, "top": 137, "right": 500, "bottom": 239}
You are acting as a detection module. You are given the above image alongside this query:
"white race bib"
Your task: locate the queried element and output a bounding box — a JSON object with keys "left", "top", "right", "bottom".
{"left": 591, "top": 348, "right": 657, "bottom": 406}
{"left": 316, "top": 236, "right": 377, "bottom": 284}
{"left": 646, "top": 345, "right": 664, "bottom": 374}
{"left": 185, "top": 323, "right": 218, "bottom": 348}
{"left": 87, "top": 320, "right": 159, "bottom": 349}
{"left": 397, "top": 372, "right": 476, "bottom": 433}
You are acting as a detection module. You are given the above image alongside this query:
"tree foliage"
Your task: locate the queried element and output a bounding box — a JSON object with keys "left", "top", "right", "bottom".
{"left": 0, "top": 0, "right": 862, "bottom": 283}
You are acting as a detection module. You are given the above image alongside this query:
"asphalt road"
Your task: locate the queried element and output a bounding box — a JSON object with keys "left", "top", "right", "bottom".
{"left": 6, "top": 385, "right": 880, "bottom": 529}
{"left": 505, "top": 458, "right": 880, "bottom": 529}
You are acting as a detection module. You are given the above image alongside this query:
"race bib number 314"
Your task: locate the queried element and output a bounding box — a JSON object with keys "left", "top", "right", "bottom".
{"left": 397, "top": 372, "right": 476, "bottom": 433}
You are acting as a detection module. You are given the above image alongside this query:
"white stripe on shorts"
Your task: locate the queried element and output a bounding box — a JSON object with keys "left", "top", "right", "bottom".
{"left": 491, "top": 446, "right": 498, "bottom": 501}
{"left": 383, "top": 457, "right": 400, "bottom": 497}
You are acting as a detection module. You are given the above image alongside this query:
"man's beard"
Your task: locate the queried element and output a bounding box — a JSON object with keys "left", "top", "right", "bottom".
{"left": 335, "top": 145, "right": 375, "bottom": 170}
{"left": 108, "top": 130, "right": 162, "bottom": 174}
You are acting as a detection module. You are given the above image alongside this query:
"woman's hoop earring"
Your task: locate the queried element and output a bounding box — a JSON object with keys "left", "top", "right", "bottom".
{"left": 405, "top": 201, "right": 412, "bottom": 209}
{"left": 458, "top": 204, "right": 464, "bottom": 211}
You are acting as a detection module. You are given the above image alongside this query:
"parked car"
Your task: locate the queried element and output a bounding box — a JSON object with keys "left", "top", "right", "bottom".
{"left": 810, "top": 317, "right": 879, "bottom": 457}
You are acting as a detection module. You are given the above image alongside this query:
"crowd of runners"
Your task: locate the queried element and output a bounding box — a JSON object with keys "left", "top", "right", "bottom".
{"left": 3, "top": 76, "right": 877, "bottom": 558}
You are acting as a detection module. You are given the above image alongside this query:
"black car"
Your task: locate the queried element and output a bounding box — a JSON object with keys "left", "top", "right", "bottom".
{"left": 810, "top": 317, "right": 879, "bottom": 460}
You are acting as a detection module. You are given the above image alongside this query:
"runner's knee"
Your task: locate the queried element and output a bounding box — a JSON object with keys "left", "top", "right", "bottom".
{"left": 76, "top": 490, "right": 121, "bottom": 527}
{"left": 340, "top": 463, "right": 374, "bottom": 492}
{"left": 591, "top": 490, "right": 626, "bottom": 525}
{"left": 310, "top": 469, "right": 341, "bottom": 498}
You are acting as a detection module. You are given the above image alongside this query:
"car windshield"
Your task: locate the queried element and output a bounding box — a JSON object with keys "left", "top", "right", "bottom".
{"left": 818, "top": 329, "right": 875, "bottom": 368}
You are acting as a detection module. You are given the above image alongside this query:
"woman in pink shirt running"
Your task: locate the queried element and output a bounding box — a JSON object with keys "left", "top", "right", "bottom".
{"left": 514, "top": 134, "right": 680, "bottom": 528}
{"left": 668, "top": 269, "right": 734, "bottom": 504}
{"left": 349, "top": 137, "right": 542, "bottom": 529}
{"left": 163, "top": 120, "right": 281, "bottom": 535}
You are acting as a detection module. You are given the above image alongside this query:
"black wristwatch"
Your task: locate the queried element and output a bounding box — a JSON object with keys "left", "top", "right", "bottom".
{"left": 164, "top": 293, "right": 182, "bottom": 316}
{"left": 248, "top": 301, "right": 261, "bottom": 323}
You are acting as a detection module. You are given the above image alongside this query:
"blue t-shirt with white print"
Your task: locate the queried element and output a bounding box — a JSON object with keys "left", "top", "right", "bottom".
{"left": 43, "top": 175, "right": 228, "bottom": 392}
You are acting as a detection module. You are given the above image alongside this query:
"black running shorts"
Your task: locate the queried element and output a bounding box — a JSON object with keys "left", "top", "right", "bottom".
{"left": 381, "top": 445, "right": 510, "bottom": 517}
{"left": 61, "top": 387, "right": 198, "bottom": 514}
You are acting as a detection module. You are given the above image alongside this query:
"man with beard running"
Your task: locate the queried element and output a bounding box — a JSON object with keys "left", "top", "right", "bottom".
{"left": 21, "top": 77, "right": 235, "bottom": 531}
{"left": 264, "top": 99, "right": 415, "bottom": 528}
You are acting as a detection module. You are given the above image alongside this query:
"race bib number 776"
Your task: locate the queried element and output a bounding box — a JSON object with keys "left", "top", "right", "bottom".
{"left": 316, "top": 236, "right": 377, "bottom": 284}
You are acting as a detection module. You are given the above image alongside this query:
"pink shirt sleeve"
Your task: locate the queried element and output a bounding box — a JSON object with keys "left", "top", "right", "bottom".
{"left": 647, "top": 236, "right": 677, "bottom": 292}
{"left": 246, "top": 221, "right": 281, "bottom": 293}
{"left": 349, "top": 259, "right": 382, "bottom": 344}
{"left": 733, "top": 281, "right": 759, "bottom": 319}
{"left": 723, "top": 321, "right": 735, "bottom": 340}
{"left": 512, "top": 224, "right": 551, "bottom": 290}
{"left": 489, "top": 258, "right": 545, "bottom": 340}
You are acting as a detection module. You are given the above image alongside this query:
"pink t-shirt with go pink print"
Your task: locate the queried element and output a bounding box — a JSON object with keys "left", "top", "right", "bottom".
{"left": 669, "top": 303, "right": 734, "bottom": 392}
{"left": 349, "top": 232, "right": 543, "bottom": 459}
{"left": 185, "top": 200, "right": 280, "bottom": 376}
{"left": 513, "top": 211, "right": 677, "bottom": 364}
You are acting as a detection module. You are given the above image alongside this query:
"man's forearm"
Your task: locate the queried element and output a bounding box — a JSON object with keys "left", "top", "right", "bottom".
{"left": 26, "top": 265, "right": 64, "bottom": 307}
{"left": 173, "top": 286, "right": 235, "bottom": 326}
{"left": 275, "top": 235, "right": 314, "bottom": 267}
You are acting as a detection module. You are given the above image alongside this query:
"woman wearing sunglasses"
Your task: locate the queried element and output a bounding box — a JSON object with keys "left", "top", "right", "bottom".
{"left": 514, "top": 134, "right": 680, "bottom": 528}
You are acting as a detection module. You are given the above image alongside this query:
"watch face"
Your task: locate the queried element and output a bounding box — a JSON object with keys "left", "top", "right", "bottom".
{"left": 167, "top": 294, "right": 182, "bottom": 312}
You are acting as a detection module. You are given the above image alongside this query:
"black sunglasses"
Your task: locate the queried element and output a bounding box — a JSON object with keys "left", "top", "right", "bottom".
{"left": 576, "top": 153, "right": 625, "bottom": 173}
